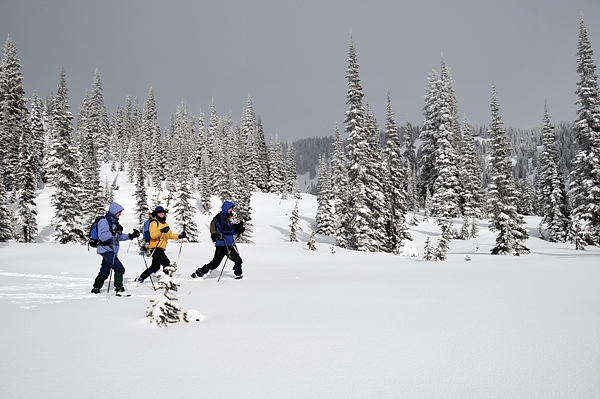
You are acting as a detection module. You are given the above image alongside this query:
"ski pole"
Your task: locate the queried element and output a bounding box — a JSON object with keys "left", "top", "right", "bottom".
{"left": 107, "top": 268, "right": 113, "bottom": 299}
{"left": 217, "top": 235, "right": 236, "bottom": 282}
{"left": 217, "top": 249, "right": 230, "bottom": 283}
{"left": 176, "top": 224, "right": 186, "bottom": 266}
{"left": 107, "top": 238, "right": 117, "bottom": 298}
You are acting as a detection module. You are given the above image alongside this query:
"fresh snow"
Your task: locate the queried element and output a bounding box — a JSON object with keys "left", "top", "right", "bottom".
{"left": 1, "top": 166, "right": 599, "bottom": 398}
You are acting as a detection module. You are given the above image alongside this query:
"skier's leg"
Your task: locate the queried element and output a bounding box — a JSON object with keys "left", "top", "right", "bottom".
{"left": 153, "top": 248, "right": 171, "bottom": 272}
{"left": 112, "top": 257, "right": 126, "bottom": 292}
{"left": 228, "top": 246, "right": 243, "bottom": 277}
{"left": 140, "top": 249, "right": 162, "bottom": 279}
{"left": 92, "top": 253, "right": 113, "bottom": 291}
{"left": 207, "top": 246, "right": 228, "bottom": 272}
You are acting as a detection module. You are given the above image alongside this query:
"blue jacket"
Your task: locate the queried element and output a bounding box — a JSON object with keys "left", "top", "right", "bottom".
{"left": 215, "top": 201, "right": 236, "bottom": 247}
{"left": 96, "top": 202, "right": 130, "bottom": 255}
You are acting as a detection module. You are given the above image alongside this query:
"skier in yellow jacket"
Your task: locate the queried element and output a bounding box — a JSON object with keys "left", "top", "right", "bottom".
{"left": 136, "top": 206, "right": 186, "bottom": 283}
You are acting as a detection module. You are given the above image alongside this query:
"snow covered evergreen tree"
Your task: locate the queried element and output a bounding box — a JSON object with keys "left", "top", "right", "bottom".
{"left": 87, "top": 69, "right": 110, "bottom": 163}
{"left": 0, "top": 36, "right": 30, "bottom": 193}
{"left": 486, "top": 87, "right": 529, "bottom": 255}
{"left": 383, "top": 93, "right": 411, "bottom": 253}
{"left": 362, "top": 105, "right": 388, "bottom": 251}
{"left": 30, "top": 92, "right": 46, "bottom": 186}
{"left": 315, "top": 154, "right": 335, "bottom": 236}
{"left": 330, "top": 123, "right": 349, "bottom": 248}
{"left": 343, "top": 38, "right": 380, "bottom": 252}
{"left": 289, "top": 200, "right": 301, "bottom": 242}
{"left": 77, "top": 91, "right": 105, "bottom": 225}
{"left": 48, "top": 68, "right": 85, "bottom": 244}
{"left": 537, "top": 102, "right": 570, "bottom": 242}
{"left": 133, "top": 135, "right": 150, "bottom": 224}
{"left": 458, "top": 117, "right": 484, "bottom": 223}
{"left": 402, "top": 119, "right": 418, "bottom": 212}
{"left": 568, "top": 16, "right": 600, "bottom": 246}
{"left": 285, "top": 142, "right": 300, "bottom": 199}
{"left": 418, "top": 70, "right": 440, "bottom": 205}
{"left": 0, "top": 178, "right": 13, "bottom": 241}
{"left": 267, "top": 134, "right": 285, "bottom": 194}
{"left": 146, "top": 265, "right": 182, "bottom": 327}
{"left": 142, "top": 87, "right": 164, "bottom": 187}
{"left": 17, "top": 114, "right": 38, "bottom": 242}
{"left": 230, "top": 122, "right": 253, "bottom": 243}
{"left": 423, "top": 236, "right": 434, "bottom": 261}
{"left": 171, "top": 102, "right": 198, "bottom": 241}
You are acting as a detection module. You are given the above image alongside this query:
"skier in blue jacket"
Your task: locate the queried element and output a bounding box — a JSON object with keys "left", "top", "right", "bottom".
{"left": 191, "top": 200, "right": 245, "bottom": 279}
{"left": 91, "top": 202, "right": 140, "bottom": 295}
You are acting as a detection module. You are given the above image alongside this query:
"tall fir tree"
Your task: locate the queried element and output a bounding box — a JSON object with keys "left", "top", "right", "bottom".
{"left": 49, "top": 68, "right": 85, "bottom": 244}
{"left": 486, "top": 86, "right": 529, "bottom": 255}
{"left": 0, "top": 36, "right": 30, "bottom": 192}
{"left": 315, "top": 154, "right": 335, "bottom": 236}
{"left": 267, "top": 134, "right": 285, "bottom": 194}
{"left": 330, "top": 123, "right": 349, "bottom": 248}
{"left": 458, "top": 116, "right": 484, "bottom": 221}
{"left": 383, "top": 93, "right": 411, "bottom": 253}
{"left": 30, "top": 92, "right": 46, "bottom": 186}
{"left": 77, "top": 91, "right": 105, "bottom": 225}
{"left": 402, "top": 119, "right": 418, "bottom": 212}
{"left": 568, "top": 16, "right": 600, "bottom": 246}
{"left": 0, "top": 179, "right": 13, "bottom": 241}
{"left": 17, "top": 119, "right": 38, "bottom": 242}
{"left": 537, "top": 103, "right": 570, "bottom": 242}
{"left": 87, "top": 69, "right": 111, "bottom": 163}
{"left": 343, "top": 37, "right": 375, "bottom": 251}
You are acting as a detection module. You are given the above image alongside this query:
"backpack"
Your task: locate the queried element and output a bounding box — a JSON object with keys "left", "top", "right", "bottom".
{"left": 142, "top": 218, "right": 157, "bottom": 243}
{"left": 209, "top": 213, "right": 220, "bottom": 242}
{"left": 88, "top": 215, "right": 113, "bottom": 249}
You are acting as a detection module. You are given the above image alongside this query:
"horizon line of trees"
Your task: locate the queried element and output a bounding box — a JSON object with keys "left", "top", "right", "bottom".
{"left": 1, "top": 15, "right": 599, "bottom": 255}
{"left": 313, "top": 16, "right": 600, "bottom": 256}
{"left": 0, "top": 35, "right": 300, "bottom": 244}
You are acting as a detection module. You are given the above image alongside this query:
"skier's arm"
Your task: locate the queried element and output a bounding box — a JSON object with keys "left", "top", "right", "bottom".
{"left": 97, "top": 218, "right": 113, "bottom": 243}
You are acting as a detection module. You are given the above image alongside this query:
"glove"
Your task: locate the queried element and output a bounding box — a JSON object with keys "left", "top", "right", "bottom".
{"left": 233, "top": 222, "right": 245, "bottom": 235}
{"left": 129, "top": 229, "right": 140, "bottom": 239}
{"left": 178, "top": 232, "right": 187, "bottom": 239}
{"left": 160, "top": 226, "right": 170, "bottom": 233}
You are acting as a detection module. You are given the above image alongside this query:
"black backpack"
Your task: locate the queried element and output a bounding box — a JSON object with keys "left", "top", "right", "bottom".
{"left": 209, "top": 213, "right": 220, "bottom": 242}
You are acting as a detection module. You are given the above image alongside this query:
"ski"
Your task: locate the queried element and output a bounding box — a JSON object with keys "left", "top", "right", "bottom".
{"left": 115, "top": 291, "right": 131, "bottom": 297}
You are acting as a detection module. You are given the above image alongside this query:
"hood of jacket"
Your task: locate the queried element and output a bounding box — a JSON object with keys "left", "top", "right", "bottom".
{"left": 108, "top": 202, "right": 124, "bottom": 218}
{"left": 221, "top": 201, "right": 235, "bottom": 215}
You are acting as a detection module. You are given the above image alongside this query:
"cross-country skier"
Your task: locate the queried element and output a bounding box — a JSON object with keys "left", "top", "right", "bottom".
{"left": 191, "top": 201, "right": 245, "bottom": 279}
{"left": 136, "top": 206, "right": 186, "bottom": 283}
{"left": 91, "top": 202, "right": 140, "bottom": 295}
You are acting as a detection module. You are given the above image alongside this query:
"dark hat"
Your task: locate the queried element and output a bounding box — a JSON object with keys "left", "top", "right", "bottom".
{"left": 154, "top": 206, "right": 167, "bottom": 213}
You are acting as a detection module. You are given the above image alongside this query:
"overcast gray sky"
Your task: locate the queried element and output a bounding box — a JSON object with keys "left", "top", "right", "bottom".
{"left": 1, "top": 0, "right": 599, "bottom": 141}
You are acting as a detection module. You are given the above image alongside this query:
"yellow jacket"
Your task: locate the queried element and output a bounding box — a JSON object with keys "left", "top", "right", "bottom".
{"left": 149, "top": 218, "right": 180, "bottom": 250}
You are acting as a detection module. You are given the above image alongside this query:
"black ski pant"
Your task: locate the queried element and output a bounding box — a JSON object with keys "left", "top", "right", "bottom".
{"left": 196, "top": 245, "right": 243, "bottom": 276}
{"left": 140, "top": 248, "right": 170, "bottom": 280}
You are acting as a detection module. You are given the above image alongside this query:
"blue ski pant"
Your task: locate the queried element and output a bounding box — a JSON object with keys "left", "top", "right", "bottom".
{"left": 97, "top": 252, "right": 125, "bottom": 280}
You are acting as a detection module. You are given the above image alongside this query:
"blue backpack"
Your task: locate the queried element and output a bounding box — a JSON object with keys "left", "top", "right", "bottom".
{"left": 88, "top": 215, "right": 113, "bottom": 249}
{"left": 142, "top": 218, "right": 157, "bottom": 243}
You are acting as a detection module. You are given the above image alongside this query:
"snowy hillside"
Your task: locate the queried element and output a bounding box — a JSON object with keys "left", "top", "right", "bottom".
{"left": 1, "top": 167, "right": 599, "bottom": 399}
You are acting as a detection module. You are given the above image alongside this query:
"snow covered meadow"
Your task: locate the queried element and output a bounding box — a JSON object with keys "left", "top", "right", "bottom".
{"left": 1, "top": 168, "right": 599, "bottom": 399}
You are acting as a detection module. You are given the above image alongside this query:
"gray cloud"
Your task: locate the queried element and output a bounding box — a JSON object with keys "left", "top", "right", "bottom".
{"left": 1, "top": 0, "right": 599, "bottom": 140}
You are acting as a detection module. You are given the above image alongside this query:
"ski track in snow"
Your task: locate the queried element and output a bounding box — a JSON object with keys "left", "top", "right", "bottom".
{"left": 0, "top": 271, "right": 100, "bottom": 306}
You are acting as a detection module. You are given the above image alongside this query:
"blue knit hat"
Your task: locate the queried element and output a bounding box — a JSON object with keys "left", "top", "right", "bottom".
{"left": 154, "top": 206, "right": 167, "bottom": 213}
